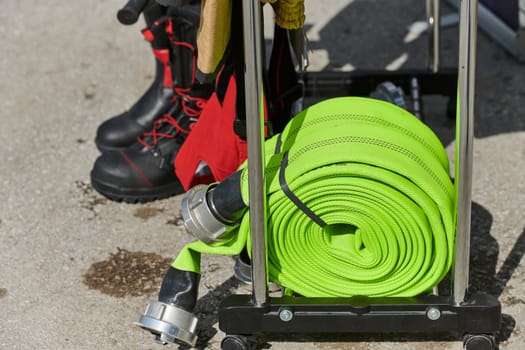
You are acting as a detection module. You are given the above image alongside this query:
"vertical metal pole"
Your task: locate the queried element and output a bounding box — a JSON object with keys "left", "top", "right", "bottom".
{"left": 426, "top": 0, "right": 441, "bottom": 72}
{"left": 453, "top": 0, "right": 478, "bottom": 305}
{"left": 242, "top": 0, "right": 268, "bottom": 306}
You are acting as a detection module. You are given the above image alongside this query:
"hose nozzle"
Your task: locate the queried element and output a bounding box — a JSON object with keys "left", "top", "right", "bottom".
{"left": 136, "top": 300, "right": 198, "bottom": 347}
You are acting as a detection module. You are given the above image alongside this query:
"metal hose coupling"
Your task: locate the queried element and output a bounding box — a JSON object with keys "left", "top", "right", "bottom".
{"left": 369, "top": 81, "right": 407, "bottom": 109}
{"left": 135, "top": 301, "right": 198, "bottom": 347}
{"left": 181, "top": 171, "right": 246, "bottom": 244}
{"left": 181, "top": 184, "right": 229, "bottom": 244}
{"left": 137, "top": 267, "right": 200, "bottom": 346}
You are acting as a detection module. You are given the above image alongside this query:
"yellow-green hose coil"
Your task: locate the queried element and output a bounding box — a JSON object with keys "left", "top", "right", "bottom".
{"left": 173, "top": 97, "right": 455, "bottom": 298}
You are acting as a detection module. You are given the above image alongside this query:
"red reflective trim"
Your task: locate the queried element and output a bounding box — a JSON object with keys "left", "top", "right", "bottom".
{"left": 141, "top": 28, "right": 154, "bottom": 42}
{"left": 152, "top": 49, "right": 173, "bottom": 88}
{"left": 165, "top": 18, "right": 173, "bottom": 36}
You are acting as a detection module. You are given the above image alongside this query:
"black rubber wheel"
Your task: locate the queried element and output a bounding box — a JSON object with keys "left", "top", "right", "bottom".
{"left": 221, "top": 335, "right": 258, "bottom": 350}
{"left": 464, "top": 334, "right": 495, "bottom": 350}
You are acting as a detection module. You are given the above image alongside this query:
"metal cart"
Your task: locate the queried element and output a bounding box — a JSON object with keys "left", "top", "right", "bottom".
{"left": 218, "top": 0, "right": 501, "bottom": 349}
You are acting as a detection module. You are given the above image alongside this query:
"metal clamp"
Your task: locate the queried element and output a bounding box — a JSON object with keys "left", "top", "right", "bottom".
{"left": 136, "top": 301, "right": 198, "bottom": 347}
{"left": 233, "top": 253, "right": 253, "bottom": 285}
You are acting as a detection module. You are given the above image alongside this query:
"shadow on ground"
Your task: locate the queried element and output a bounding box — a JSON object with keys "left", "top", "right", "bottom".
{"left": 190, "top": 202, "right": 524, "bottom": 349}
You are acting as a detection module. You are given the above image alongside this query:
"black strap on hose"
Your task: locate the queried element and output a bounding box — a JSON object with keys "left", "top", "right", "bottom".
{"left": 276, "top": 134, "right": 326, "bottom": 228}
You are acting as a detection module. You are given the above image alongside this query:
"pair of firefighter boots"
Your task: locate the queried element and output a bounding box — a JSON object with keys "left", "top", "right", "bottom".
{"left": 91, "top": 3, "right": 212, "bottom": 202}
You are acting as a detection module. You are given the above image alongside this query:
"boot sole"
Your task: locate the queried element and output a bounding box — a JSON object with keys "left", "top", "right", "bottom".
{"left": 90, "top": 174, "right": 184, "bottom": 203}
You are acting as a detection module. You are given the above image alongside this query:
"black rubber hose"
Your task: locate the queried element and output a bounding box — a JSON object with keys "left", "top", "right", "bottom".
{"left": 207, "top": 171, "right": 246, "bottom": 224}
{"left": 158, "top": 266, "right": 200, "bottom": 311}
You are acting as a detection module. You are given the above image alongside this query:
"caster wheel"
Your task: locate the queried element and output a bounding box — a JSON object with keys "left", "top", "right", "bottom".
{"left": 221, "top": 335, "right": 258, "bottom": 350}
{"left": 464, "top": 334, "right": 495, "bottom": 350}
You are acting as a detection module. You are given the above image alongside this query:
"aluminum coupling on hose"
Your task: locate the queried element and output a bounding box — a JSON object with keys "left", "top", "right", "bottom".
{"left": 135, "top": 300, "right": 198, "bottom": 347}
{"left": 181, "top": 184, "right": 229, "bottom": 244}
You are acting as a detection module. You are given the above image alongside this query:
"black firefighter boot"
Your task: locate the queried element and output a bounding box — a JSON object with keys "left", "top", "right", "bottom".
{"left": 95, "top": 1, "right": 175, "bottom": 152}
{"left": 90, "top": 5, "right": 212, "bottom": 203}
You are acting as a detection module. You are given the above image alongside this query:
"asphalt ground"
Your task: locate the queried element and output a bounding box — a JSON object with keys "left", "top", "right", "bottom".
{"left": 1, "top": 0, "right": 524, "bottom": 349}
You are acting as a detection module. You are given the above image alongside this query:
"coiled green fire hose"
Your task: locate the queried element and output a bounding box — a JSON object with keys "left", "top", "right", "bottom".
{"left": 173, "top": 97, "right": 455, "bottom": 297}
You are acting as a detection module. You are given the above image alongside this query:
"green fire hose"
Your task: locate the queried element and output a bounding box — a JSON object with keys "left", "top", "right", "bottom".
{"left": 173, "top": 97, "right": 455, "bottom": 297}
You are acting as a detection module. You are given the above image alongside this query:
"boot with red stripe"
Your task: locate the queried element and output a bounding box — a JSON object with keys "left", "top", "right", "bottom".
{"left": 90, "top": 84, "right": 213, "bottom": 202}
{"left": 90, "top": 13, "right": 211, "bottom": 203}
{"left": 95, "top": 2, "right": 185, "bottom": 152}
